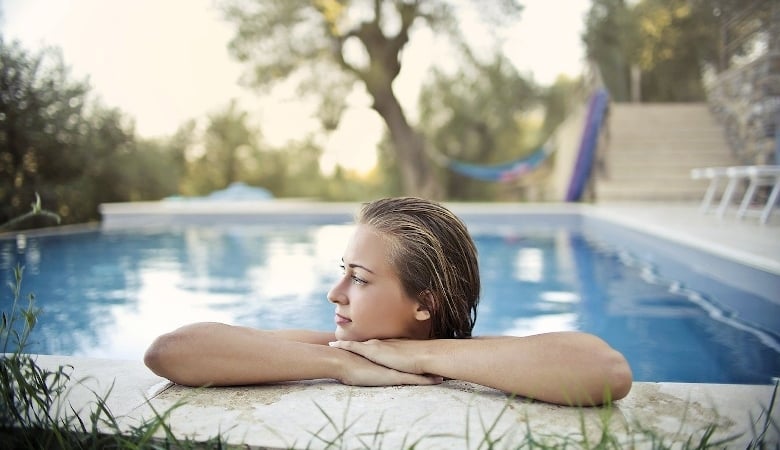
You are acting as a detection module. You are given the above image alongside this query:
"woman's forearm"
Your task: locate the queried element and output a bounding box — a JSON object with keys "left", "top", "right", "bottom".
{"left": 144, "top": 322, "right": 339, "bottom": 386}
{"left": 144, "top": 322, "right": 444, "bottom": 388}
{"left": 418, "top": 332, "right": 632, "bottom": 406}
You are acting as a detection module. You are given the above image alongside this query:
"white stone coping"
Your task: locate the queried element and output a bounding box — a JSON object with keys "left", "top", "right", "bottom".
{"left": 29, "top": 355, "right": 778, "bottom": 449}
{"left": 98, "top": 200, "right": 587, "bottom": 228}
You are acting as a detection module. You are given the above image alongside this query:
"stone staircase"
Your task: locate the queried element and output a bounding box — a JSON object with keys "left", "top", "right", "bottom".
{"left": 595, "top": 103, "right": 740, "bottom": 202}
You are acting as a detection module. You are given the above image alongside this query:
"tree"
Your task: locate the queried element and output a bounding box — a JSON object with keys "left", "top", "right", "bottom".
{"left": 175, "top": 100, "right": 336, "bottom": 199}
{"left": 583, "top": 0, "right": 773, "bottom": 102}
{"left": 179, "top": 101, "right": 261, "bottom": 195}
{"left": 582, "top": 0, "right": 635, "bottom": 102}
{"left": 220, "top": 0, "right": 522, "bottom": 198}
{"left": 0, "top": 39, "right": 142, "bottom": 225}
{"left": 0, "top": 39, "right": 183, "bottom": 227}
{"left": 632, "top": 0, "right": 716, "bottom": 101}
{"left": 416, "top": 49, "right": 538, "bottom": 199}
{"left": 260, "top": 137, "right": 327, "bottom": 198}
{"left": 119, "top": 136, "right": 186, "bottom": 202}
{"left": 203, "top": 99, "right": 259, "bottom": 189}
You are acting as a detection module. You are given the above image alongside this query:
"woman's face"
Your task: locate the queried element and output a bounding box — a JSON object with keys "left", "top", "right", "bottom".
{"left": 327, "top": 224, "right": 430, "bottom": 341}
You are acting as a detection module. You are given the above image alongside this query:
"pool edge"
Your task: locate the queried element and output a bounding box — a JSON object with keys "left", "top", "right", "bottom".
{"left": 28, "top": 354, "right": 779, "bottom": 448}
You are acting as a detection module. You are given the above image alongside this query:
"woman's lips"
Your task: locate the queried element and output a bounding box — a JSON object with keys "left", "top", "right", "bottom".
{"left": 335, "top": 313, "right": 352, "bottom": 325}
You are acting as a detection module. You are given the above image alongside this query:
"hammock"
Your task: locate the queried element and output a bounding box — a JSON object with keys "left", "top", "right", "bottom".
{"left": 443, "top": 145, "right": 552, "bottom": 183}
{"left": 435, "top": 89, "right": 609, "bottom": 192}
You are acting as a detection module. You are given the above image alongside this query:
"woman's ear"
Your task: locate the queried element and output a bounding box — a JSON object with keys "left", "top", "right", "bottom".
{"left": 415, "top": 290, "right": 433, "bottom": 321}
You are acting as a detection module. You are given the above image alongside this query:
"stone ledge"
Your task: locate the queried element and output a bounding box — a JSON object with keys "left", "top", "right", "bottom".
{"left": 27, "top": 355, "right": 780, "bottom": 449}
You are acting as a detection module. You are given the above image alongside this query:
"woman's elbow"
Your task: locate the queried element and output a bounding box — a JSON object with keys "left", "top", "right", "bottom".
{"left": 604, "top": 349, "right": 633, "bottom": 401}
{"left": 144, "top": 331, "right": 187, "bottom": 383}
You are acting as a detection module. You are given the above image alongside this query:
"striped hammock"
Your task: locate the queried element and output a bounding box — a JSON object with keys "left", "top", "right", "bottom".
{"left": 444, "top": 146, "right": 552, "bottom": 183}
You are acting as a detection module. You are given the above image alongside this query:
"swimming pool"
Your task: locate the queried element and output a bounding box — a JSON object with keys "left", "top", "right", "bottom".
{"left": 2, "top": 205, "right": 778, "bottom": 384}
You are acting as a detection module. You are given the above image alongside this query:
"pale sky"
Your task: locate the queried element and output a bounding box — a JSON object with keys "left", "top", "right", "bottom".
{"left": 1, "top": 0, "right": 590, "bottom": 174}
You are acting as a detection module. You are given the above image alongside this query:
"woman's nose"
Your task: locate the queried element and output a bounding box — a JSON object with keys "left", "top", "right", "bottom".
{"left": 327, "top": 279, "right": 348, "bottom": 304}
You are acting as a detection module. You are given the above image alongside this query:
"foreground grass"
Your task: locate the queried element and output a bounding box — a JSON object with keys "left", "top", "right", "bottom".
{"left": 1, "top": 263, "right": 778, "bottom": 449}
{"left": 0, "top": 265, "right": 232, "bottom": 448}
{"left": 283, "top": 383, "right": 777, "bottom": 450}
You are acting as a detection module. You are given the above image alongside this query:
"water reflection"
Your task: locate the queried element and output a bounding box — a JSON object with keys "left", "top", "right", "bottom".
{"left": 503, "top": 313, "right": 579, "bottom": 336}
{"left": 514, "top": 248, "right": 543, "bottom": 282}
{"left": 0, "top": 226, "right": 349, "bottom": 360}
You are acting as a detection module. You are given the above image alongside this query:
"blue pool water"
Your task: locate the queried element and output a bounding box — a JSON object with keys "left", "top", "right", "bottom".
{"left": 1, "top": 222, "right": 778, "bottom": 384}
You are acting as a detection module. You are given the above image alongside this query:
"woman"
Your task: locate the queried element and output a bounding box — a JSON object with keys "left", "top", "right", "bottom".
{"left": 144, "top": 197, "right": 632, "bottom": 406}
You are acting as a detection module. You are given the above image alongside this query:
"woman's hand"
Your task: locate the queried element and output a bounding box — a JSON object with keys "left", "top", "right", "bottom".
{"left": 329, "top": 339, "right": 431, "bottom": 376}
{"left": 332, "top": 344, "right": 441, "bottom": 386}
{"left": 331, "top": 334, "right": 633, "bottom": 406}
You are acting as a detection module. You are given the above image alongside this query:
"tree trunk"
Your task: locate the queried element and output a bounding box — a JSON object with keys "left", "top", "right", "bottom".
{"left": 370, "top": 85, "right": 441, "bottom": 199}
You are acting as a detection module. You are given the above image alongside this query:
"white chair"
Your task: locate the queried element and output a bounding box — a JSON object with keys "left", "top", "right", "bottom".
{"left": 690, "top": 167, "right": 731, "bottom": 214}
{"left": 735, "top": 165, "right": 780, "bottom": 224}
{"left": 691, "top": 165, "right": 780, "bottom": 224}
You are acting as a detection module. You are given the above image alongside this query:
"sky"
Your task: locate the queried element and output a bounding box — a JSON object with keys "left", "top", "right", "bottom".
{"left": 1, "top": 0, "right": 591, "bottom": 174}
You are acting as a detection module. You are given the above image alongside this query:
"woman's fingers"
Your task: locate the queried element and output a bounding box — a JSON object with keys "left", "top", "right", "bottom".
{"left": 329, "top": 339, "right": 421, "bottom": 374}
{"left": 328, "top": 339, "right": 364, "bottom": 353}
{"left": 339, "top": 351, "right": 442, "bottom": 386}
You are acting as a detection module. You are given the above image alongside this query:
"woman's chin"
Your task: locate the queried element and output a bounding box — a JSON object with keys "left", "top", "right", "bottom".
{"left": 334, "top": 328, "right": 356, "bottom": 341}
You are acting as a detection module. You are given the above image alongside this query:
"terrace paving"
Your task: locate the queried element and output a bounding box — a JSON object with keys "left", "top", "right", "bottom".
{"left": 591, "top": 202, "right": 780, "bottom": 274}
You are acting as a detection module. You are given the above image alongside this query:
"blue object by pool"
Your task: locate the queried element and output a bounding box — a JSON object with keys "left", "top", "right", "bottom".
{"left": 164, "top": 182, "right": 273, "bottom": 202}
{"left": 566, "top": 88, "right": 609, "bottom": 202}
{"left": 1, "top": 218, "right": 778, "bottom": 384}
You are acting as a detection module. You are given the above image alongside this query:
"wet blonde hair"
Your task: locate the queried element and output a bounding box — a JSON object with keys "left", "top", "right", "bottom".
{"left": 356, "top": 197, "right": 480, "bottom": 338}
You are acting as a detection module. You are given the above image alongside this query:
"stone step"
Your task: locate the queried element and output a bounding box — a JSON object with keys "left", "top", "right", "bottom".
{"left": 596, "top": 102, "right": 739, "bottom": 202}
{"left": 602, "top": 168, "right": 719, "bottom": 182}
{"left": 606, "top": 147, "right": 734, "bottom": 160}
{"left": 596, "top": 183, "right": 707, "bottom": 201}
{"left": 611, "top": 133, "right": 730, "bottom": 143}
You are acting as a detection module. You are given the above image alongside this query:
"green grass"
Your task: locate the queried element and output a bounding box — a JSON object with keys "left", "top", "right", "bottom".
{"left": 288, "top": 386, "right": 777, "bottom": 450}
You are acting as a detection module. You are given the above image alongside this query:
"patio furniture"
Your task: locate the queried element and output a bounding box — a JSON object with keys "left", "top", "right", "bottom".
{"left": 736, "top": 165, "right": 780, "bottom": 224}
{"left": 691, "top": 165, "right": 780, "bottom": 224}
{"left": 690, "top": 167, "right": 731, "bottom": 214}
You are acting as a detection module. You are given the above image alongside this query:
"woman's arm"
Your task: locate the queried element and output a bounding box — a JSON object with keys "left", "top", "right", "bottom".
{"left": 143, "top": 322, "right": 442, "bottom": 387}
{"left": 329, "top": 332, "right": 632, "bottom": 406}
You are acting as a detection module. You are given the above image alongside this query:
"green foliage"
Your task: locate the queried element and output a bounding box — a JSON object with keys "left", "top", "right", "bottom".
{"left": 278, "top": 389, "right": 780, "bottom": 449}
{"left": 175, "top": 101, "right": 337, "bottom": 199}
{"left": 0, "top": 39, "right": 182, "bottom": 228}
{"left": 0, "top": 38, "right": 91, "bottom": 225}
{"left": 180, "top": 100, "right": 260, "bottom": 195}
{"left": 219, "top": 0, "right": 524, "bottom": 198}
{"left": 540, "top": 76, "right": 583, "bottom": 138}
{"left": 260, "top": 138, "right": 325, "bottom": 198}
{"left": 631, "top": 0, "right": 715, "bottom": 101}
{"left": 583, "top": 0, "right": 774, "bottom": 102}
{"left": 416, "top": 51, "right": 541, "bottom": 200}
{"left": 583, "top": 0, "right": 636, "bottom": 102}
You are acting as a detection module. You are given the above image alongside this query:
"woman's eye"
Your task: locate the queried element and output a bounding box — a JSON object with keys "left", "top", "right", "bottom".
{"left": 339, "top": 264, "right": 366, "bottom": 285}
